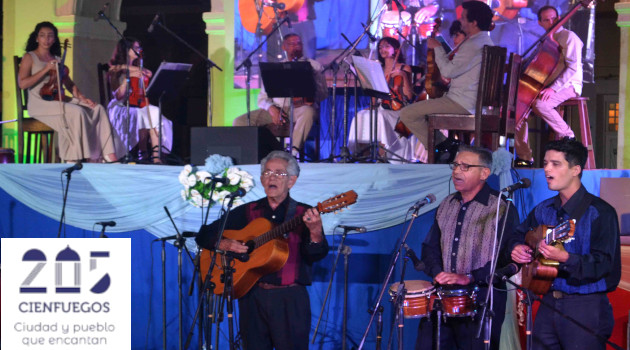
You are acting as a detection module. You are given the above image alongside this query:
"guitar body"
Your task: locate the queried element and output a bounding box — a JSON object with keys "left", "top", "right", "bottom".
{"left": 200, "top": 217, "right": 290, "bottom": 299}
{"left": 520, "top": 221, "right": 575, "bottom": 295}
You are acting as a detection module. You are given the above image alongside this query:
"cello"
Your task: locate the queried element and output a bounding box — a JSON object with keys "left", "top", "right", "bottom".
{"left": 514, "top": 0, "right": 595, "bottom": 129}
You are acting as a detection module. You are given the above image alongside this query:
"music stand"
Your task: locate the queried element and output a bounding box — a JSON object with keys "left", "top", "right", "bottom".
{"left": 259, "top": 61, "right": 316, "bottom": 156}
{"left": 351, "top": 56, "right": 408, "bottom": 163}
{"left": 146, "top": 62, "right": 192, "bottom": 162}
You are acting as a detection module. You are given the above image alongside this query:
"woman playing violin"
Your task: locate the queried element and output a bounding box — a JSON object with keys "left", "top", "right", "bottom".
{"left": 17, "top": 21, "right": 120, "bottom": 163}
{"left": 348, "top": 37, "right": 426, "bottom": 163}
{"left": 107, "top": 38, "right": 173, "bottom": 163}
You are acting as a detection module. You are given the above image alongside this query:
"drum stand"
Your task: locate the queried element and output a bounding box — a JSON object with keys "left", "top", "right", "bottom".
{"left": 388, "top": 253, "right": 411, "bottom": 350}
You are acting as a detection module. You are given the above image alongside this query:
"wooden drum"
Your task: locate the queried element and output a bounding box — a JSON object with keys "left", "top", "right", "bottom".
{"left": 389, "top": 280, "right": 435, "bottom": 318}
{"left": 437, "top": 284, "right": 478, "bottom": 317}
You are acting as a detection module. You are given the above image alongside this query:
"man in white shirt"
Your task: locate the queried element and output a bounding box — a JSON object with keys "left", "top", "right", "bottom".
{"left": 399, "top": 1, "right": 494, "bottom": 159}
{"left": 233, "top": 34, "right": 328, "bottom": 158}
{"left": 514, "top": 5, "right": 583, "bottom": 167}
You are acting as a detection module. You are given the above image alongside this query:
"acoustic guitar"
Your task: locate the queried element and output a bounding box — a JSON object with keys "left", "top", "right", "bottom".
{"left": 200, "top": 190, "right": 358, "bottom": 299}
{"left": 521, "top": 219, "right": 576, "bottom": 295}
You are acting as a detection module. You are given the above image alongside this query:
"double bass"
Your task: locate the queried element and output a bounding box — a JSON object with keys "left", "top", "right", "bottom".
{"left": 514, "top": 0, "right": 595, "bottom": 129}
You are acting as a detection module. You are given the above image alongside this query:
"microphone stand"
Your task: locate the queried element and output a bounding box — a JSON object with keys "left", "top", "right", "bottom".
{"left": 57, "top": 171, "right": 74, "bottom": 238}
{"left": 184, "top": 196, "right": 244, "bottom": 350}
{"left": 160, "top": 206, "right": 196, "bottom": 350}
{"left": 475, "top": 190, "right": 515, "bottom": 348}
{"left": 358, "top": 203, "right": 424, "bottom": 349}
{"left": 150, "top": 19, "right": 222, "bottom": 126}
{"left": 235, "top": 17, "right": 291, "bottom": 127}
{"left": 311, "top": 227, "right": 354, "bottom": 347}
{"left": 388, "top": 249, "right": 410, "bottom": 350}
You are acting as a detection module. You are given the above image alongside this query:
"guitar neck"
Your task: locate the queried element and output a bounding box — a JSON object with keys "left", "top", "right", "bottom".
{"left": 252, "top": 216, "right": 304, "bottom": 249}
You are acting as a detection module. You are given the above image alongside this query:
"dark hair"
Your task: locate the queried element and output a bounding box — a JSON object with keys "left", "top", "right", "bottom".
{"left": 109, "top": 37, "right": 141, "bottom": 66}
{"left": 283, "top": 33, "right": 301, "bottom": 43}
{"left": 449, "top": 20, "right": 465, "bottom": 38}
{"left": 545, "top": 138, "right": 587, "bottom": 177}
{"left": 537, "top": 5, "right": 558, "bottom": 21}
{"left": 377, "top": 37, "right": 405, "bottom": 66}
{"left": 25, "top": 22, "right": 61, "bottom": 56}
{"left": 457, "top": 144, "right": 493, "bottom": 168}
{"left": 461, "top": 1, "right": 494, "bottom": 31}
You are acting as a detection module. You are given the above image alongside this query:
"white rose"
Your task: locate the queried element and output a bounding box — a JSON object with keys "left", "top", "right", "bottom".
{"left": 196, "top": 171, "right": 212, "bottom": 184}
{"left": 187, "top": 174, "right": 197, "bottom": 187}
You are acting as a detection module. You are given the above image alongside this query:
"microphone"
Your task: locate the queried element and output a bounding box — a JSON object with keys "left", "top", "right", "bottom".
{"left": 501, "top": 178, "right": 531, "bottom": 193}
{"left": 361, "top": 23, "right": 378, "bottom": 42}
{"left": 226, "top": 188, "right": 247, "bottom": 198}
{"left": 147, "top": 14, "right": 160, "bottom": 33}
{"left": 202, "top": 176, "right": 228, "bottom": 184}
{"left": 404, "top": 243, "right": 425, "bottom": 271}
{"left": 492, "top": 263, "right": 520, "bottom": 283}
{"left": 263, "top": 1, "right": 286, "bottom": 9}
{"left": 214, "top": 248, "right": 250, "bottom": 262}
{"left": 93, "top": 2, "right": 110, "bottom": 22}
{"left": 153, "top": 232, "right": 197, "bottom": 241}
{"left": 62, "top": 162, "right": 83, "bottom": 174}
{"left": 337, "top": 225, "right": 367, "bottom": 233}
{"left": 411, "top": 193, "right": 437, "bottom": 210}
{"left": 96, "top": 221, "right": 116, "bottom": 227}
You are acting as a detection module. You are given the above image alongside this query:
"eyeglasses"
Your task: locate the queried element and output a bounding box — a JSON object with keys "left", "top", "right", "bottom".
{"left": 449, "top": 162, "right": 486, "bottom": 172}
{"left": 262, "top": 170, "right": 289, "bottom": 178}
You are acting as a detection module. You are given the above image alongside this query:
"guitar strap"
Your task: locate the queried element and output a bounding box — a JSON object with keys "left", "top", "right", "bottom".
{"left": 283, "top": 197, "right": 298, "bottom": 237}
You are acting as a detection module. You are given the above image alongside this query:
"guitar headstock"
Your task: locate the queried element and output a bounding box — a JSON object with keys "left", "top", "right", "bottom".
{"left": 316, "top": 190, "right": 358, "bottom": 214}
{"left": 546, "top": 219, "right": 576, "bottom": 245}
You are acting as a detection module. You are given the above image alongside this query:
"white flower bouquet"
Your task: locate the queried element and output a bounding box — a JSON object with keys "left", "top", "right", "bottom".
{"left": 179, "top": 155, "right": 255, "bottom": 208}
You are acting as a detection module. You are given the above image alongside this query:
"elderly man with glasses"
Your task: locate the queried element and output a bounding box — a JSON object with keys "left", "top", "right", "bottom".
{"left": 414, "top": 145, "right": 519, "bottom": 350}
{"left": 195, "top": 150, "right": 328, "bottom": 350}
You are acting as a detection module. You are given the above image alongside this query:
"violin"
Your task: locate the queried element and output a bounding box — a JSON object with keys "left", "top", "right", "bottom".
{"left": 40, "top": 39, "right": 71, "bottom": 102}
{"left": 425, "top": 18, "right": 447, "bottom": 99}
{"left": 128, "top": 51, "right": 150, "bottom": 108}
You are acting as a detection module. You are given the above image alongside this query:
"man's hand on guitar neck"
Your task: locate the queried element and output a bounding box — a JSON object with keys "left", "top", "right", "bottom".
{"left": 538, "top": 240, "right": 569, "bottom": 262}
{"left": 219, "top": 238, "right": 249, "bottom": 254}
{"left": 303, "top": 208, "right": 323, "bottom": 243}
{"left": 511, "top": 244, "right": 533, "bottom": 264}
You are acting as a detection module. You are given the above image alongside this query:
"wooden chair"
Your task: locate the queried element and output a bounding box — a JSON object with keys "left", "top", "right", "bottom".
{"left": 425, "top": 46, "right": 508, "bottom": 163}
{"left": 14, "top": 56, "right": 56, "bottom": 163}
{"left": 97, "top": 63, "right": 112, "bottom": 107}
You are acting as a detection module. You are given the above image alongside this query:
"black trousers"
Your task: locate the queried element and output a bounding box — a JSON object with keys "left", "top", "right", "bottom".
{"left": 415, "top": 287, "right": 506, "bottom": 350}
{"left": 238, "top": 285, "right": 311, "bottom": 350}
{"left": 532, "top": 292, "right": 614, "bottom": 350}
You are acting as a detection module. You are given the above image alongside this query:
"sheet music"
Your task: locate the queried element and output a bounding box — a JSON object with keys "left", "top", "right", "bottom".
{"left": 351, "top": 56, "right": 390, "bottom": 94}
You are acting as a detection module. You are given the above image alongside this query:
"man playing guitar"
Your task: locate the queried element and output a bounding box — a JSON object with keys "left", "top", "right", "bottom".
{"left": 510, "top": 138, "right": 621, "bottom": 349}
{"left": 195, "top": 150, "right": 328, "bottom": 350}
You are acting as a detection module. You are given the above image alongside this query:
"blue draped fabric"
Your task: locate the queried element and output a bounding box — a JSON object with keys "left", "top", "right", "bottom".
{"left": 1, "top": 165, "right": 628, "bottom": 349}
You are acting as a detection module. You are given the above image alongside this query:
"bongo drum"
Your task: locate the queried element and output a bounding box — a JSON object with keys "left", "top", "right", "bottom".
{"left": 437, "top": 284, "right": 478, "bottom": 317}
{"left": 412, "top": 14, "right": 437, "bottom": 40}
{"left": 389, "top": 280, "right": 435, "bottom": 318}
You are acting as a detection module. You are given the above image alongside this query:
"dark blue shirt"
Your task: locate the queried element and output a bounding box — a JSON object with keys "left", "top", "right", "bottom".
{"left": 512, "top": 185, "right": 621, "bottom": 294}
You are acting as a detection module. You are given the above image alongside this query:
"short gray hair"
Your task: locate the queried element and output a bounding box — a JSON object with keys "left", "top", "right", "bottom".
{"left": 457, "top": 145, "right": 493, "bottom": 168}
{"left": 260, "top": 150, "right": 300, "bottom": 177}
